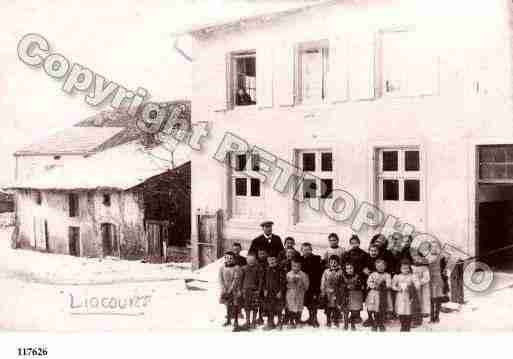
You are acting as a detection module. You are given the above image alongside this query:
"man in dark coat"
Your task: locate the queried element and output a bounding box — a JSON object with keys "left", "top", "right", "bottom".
{"left": 249, "top": 221, "right": 284, "bottom": 258}
{"left": 300, "top": 242, "right": 323, "bottom": 327}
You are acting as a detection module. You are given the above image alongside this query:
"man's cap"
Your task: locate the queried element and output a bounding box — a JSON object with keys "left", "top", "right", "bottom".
{"left": 260, "top": 220, "right": 274, "bottom": 227}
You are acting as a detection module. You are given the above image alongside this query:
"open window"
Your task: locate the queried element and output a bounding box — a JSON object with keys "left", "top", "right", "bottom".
{"left": 296, "top": 40, "right": 329, "bottom": 105}
{"left": 231, "top": 51, "right": 257, "bottom": 107}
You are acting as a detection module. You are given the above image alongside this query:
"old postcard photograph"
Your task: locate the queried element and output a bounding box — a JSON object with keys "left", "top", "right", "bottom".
{"left": 2, "top": 0, "right": 513, "bottom": 357}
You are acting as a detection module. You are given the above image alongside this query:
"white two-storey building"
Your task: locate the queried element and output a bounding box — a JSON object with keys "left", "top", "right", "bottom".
{"left": 188, "top": 0, "right": 513, "bottom": 266}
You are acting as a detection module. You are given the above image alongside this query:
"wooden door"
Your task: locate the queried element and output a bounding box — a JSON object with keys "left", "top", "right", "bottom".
{"left": 145, "top": 220, "right": 169, "bottom": 260}
{"left": 68, "top": 227, "right": 80, "bottom": 256}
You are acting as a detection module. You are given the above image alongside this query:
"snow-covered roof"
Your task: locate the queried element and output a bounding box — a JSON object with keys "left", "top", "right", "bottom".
{"left": 14, "top": 126, "right": 126, "bottom": 156}
{"left": 9, "top": 141, "right": 191, "bottom": 191}
{"left": 182, "top": 0, "right": 337, "bottom": 37}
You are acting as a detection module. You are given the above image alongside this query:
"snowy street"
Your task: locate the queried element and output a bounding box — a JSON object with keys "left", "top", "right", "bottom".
{"left": 1, "top": 227, "right": 513, "bottom": 332}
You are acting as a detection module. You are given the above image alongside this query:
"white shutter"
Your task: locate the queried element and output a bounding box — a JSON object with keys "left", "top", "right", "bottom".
{"left": 276, "top": 43, "right": 295, "bottom": 106}
{"left": 327, "top": 35, "right": 349, "bottom": 103}
{"left": 349, "top": 33, "right": 376, "bottom": 101}
{"left": 407, "top": 32, "right": 439, "bottom": 97}
{"left": 257, "top": 48, "right": 274, "bottom": 108}
{"left": 213, "top": 53, "right": 231, "bottom": 111}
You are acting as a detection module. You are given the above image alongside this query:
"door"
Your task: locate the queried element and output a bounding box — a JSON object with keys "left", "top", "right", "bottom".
{"left": 101, "top": 223, "right": 118, "bottom": 257}
{"left": 145, "top": 220, "right": 169, "bottom": 260}
{"left": 376, "top": 147, "right": 424, "bottom": 233}
{"left": 68, "top": 226, "right": 80, "bottom": 256}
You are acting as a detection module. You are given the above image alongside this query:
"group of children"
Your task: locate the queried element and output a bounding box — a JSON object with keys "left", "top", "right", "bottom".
{"left": 218, "top": 233, "right": 449, "bottom": 332}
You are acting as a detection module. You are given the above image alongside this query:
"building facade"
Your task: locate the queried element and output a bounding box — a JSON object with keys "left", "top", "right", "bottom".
{"left": 189, "top": 0, "right": 513, "bottom": 263}
{"left": 11, "top": 141, "right": 191, "bottom": 261}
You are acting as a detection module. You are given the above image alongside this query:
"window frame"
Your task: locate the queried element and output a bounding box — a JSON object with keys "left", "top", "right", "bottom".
{"left": 229, "top": 50, "right": 257, "bottom": 108}
{"left": 227, "top": 151, "right": 265, "bottom": 219}
{"left": 377, "top": 147, "right": 422, "bottom": 203}
{"left": 295, "top": 40, "right": 329, "bottom": 105}
{"left": 68, "top": 193, "right": 79, "bottom": 218}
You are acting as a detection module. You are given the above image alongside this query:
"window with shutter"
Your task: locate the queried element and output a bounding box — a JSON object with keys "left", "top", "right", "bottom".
{"left": 296, "top": 40, "right": 329, "bottom": 105}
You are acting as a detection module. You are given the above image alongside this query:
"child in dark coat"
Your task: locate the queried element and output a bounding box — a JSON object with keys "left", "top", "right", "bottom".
{"left": 218, "top": 251, "right": 242, "bottom": 331}
{"left": 262, "top": 254, "right": 286, "bottom": 330}
{"left": 343, "top": 262, "right": 364, "bottom": 330}
{"left": 240, "top": 252, "right": 263, "bottom": 329}
{"left": 256, "top": 248, "right": 269, "bottom": 324}
{"left": 232, "top": 242, "right": 247, "bottom": 266}
{"left": 301, "top": 242, "right": 323, "bottom": 327}
{"left": 321, "top": 255, "right": 347, "bottom": 328}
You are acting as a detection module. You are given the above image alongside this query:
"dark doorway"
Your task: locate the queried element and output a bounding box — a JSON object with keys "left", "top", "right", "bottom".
{"left": 68, "top": 226, "right": 80, "bottom": 256}
{"left": 146, "top": 220, "right": 168, "bottom": 260}
{"left": 44, "top": 220, "right": 49, "bottom": 252}
{"left": 101, "top": 223, "right": 118, "bottom": 257}
{"left": 477, "top": 184, "right": 513, "bottom": 269}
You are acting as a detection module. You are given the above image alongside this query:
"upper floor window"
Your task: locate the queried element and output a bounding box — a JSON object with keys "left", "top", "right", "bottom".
{"left": 231, "top": 51, "right": 257, "bottom": 107}
{"left": 69, "top": 193, "right": 79, "bottom": 218}
{"left": 296, "top": 40, "right": 329, "bottom": 105}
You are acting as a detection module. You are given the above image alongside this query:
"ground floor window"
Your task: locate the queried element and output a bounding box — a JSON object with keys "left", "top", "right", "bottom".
{"left": 228, "top": 151, "right": 264, "bottom": 219}
{"left": 295, "top": 149, "right": 334, "bottom": 224}
{"left": 376, "top": 146, "right": 424, "bottom": 232}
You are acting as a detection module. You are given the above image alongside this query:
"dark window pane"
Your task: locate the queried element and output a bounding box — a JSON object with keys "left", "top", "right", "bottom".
{"left": 250, "top": 178, "right": 261, "bottom": 197}
{"left": 505, "top": 146, "right": 513, "bottom": 162}
{"left": 302, "top": 153, "right": 316, "bottom": 171}
{"left": 382, "top": 151, "right": 398, "bottom": 171}
{"left": 480, "top": 163, "right": 507, "bottom": 180}
{"left": 404, "top": 180, "right": 420, "bottom": 201}
{"left": 235, "top": 154, "right": 246, "bottom": 171}
{"left": 69, "top": 193, "right": 79, "bottom": 217}
{"left": 251, "top": 153, "right": 260, "bottom": 171}
{"left": 235, "top": 178, "right": 247, "bottom": 196}
{"left": 320, "top": 179, "right": 333, "bottom": 199}
{"left": 479, "top": 147, "right": 495, "bottom": 162}
{"left": 383, "top": 180, "right": 399, "bottom": 201}
{"left": 321, "top": 153, "right": 333, "bottom": 172}
{"left": 303, "top": 179, "right": 317, "bottom": 198}
{"left": 405, "top": 151, "right": 420, "bottom": 171}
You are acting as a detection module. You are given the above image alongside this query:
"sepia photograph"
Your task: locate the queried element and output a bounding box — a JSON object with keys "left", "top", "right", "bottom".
{"left": 1, "top": 0, "right": 513, "bottom": 357}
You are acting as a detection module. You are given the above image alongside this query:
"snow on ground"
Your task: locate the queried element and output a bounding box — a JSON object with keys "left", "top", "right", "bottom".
{"left": 2, "top": 227, "right": 513, "bottom": 331}
{"left": 0, "top": 228, "right": 192, "bottom": 285}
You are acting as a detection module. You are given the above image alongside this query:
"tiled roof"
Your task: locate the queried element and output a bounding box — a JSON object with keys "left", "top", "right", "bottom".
{"left": 14, "top": 127, "right": 126, "bottom": 156}
{"left": 9, "top": 141, "right": 191, "bottom": 191}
